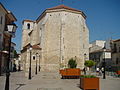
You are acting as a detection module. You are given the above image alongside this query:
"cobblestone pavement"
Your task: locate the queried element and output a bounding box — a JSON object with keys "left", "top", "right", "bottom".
{"left": 0, "top": 71, "right": 120, "bottom": 90}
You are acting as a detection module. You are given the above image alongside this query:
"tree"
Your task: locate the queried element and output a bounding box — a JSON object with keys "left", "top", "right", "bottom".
{"left": 68, "top": 58, "right": 77, "bottom": 68}
{"left": 85, "top": 60, "right": 95, "bottom": 68}
{"left": 85, "top": 60, "right": 96, "bottom": 71}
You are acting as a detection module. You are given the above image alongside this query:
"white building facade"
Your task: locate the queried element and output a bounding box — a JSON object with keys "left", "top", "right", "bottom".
{"left": 111, "top": 39, "right": 120, "bottom": 71}
{"left": 89, "top": 40, "right": 112, "bottom": 69}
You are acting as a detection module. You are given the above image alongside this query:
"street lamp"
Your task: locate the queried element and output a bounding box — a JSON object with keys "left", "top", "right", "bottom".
{"left": 102, "top": 46, "right": 106, "bottom": 79}
{"left": 5, "top": 23, "right": 17, "bottom": 90}
{"left": 38, "top": 55, "right": 41, "bottom": 72}
{"left": 35, "top": 53, "right": 38, "bottom": 75}
{"left": 29, "top": 45, "right": 32, "bottom": 79}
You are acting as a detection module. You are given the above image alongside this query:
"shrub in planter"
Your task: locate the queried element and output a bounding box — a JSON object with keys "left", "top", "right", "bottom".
{"left": 59, "top": 58, "right": 81, "bottom": 79}
{"left": 80, "top": 61, "right": 99, "bottom": 90}
{"left": 80, "top": 75, "right": 99, "bottom": 90}
{"left": 68, "top": 58, "right": 77, "bottom": 68}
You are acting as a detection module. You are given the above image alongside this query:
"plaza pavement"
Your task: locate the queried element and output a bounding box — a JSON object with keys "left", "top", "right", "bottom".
{"left": 0, "top": 71, "right": 120, "bottom": 90}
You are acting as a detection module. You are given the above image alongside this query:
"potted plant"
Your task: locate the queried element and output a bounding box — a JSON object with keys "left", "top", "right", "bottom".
{"left": 80, "top": 60, "right": 99, "bottom": 90}
{"left": 80, "top": 75, "right": 99, "bottom": 90}
{"left": 60, "top": 58, "right": 81, "bottom": 79}
{"left": 68, "top": 58, "right": 77, "bottom": 68}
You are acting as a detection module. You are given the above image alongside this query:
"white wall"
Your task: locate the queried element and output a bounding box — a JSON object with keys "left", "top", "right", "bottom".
{"left": 22, "top": 21, "right": 34, "bottom": 30}
{"left": 90, "top": 40, "right": 106, "bottom": 52}
{"left": 105, "top": 52, "right": 111, "bottom": 59}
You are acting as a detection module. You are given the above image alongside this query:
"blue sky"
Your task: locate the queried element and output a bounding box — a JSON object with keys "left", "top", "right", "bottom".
{"left": 1, "top": 0, "right": 120, "bottom": 52}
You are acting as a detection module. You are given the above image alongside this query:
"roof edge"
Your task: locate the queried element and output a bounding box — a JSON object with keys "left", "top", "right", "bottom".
{"left": 36, "top": 5, "right": 86, "bottom": 23}
{"left": 0, "top": 3, "right": 8, "bottom": 14}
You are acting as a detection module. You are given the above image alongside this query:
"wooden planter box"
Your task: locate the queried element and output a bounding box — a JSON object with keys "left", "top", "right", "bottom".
{"left": 59, "top": 68, "right": 81, "bottom": 79}
{"left": 80, "top": 77, "right": 99, "bottom": 90}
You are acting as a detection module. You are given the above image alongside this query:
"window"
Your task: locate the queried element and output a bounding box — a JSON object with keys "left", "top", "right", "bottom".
{"left": 119, "top": 47, "right": 120, "bottom": 52}
{"left": 83, "top": 26, "right": 85, "bottom": 32}
{"left": 40, "top": 28, "right": 42, "bottom": 36}
{"left": 27, "top": 23, "right": 30, "bottom": 29}
{"left": 116, "top": 58, "right": 119, "bottom": 64}
{"left": 33, "top": 56, "right": 35, "bottom": 60}
{"left": 0, "top": 16, "right": 3, "bottom": 24}
{"left": 64, "top": 46, "right": 65, "bottom": 49}
{"left": 62, "top": 56, "right": 64, "bottom": 60}
{"left": 113, "top": 44, "right": 117, "bottom": 53}
{"left": 0, "top": 34, "right": 2, "bottom": 50}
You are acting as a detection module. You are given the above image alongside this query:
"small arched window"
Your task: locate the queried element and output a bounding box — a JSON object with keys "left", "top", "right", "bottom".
{"left": 33, "top": 56, "right": 36, "bottom": 60}
{"left": 27, "top": 23, "right": 30, "bottom": 29}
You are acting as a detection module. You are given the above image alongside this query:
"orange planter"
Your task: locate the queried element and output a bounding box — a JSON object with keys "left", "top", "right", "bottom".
{"left": 59, "top": 69, "right": 67, "bottom": 76}
{"left": 59, "top": 68, "right": 81, "bottom": 79}
{"left": 80, "top": 77, "right": 99, "bottom": 90}
{"left": 116, "top": 71, "right": 120, "bottom": 75}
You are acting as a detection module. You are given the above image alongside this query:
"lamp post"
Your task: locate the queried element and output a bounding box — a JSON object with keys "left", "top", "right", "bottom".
{"left": 84, "top": 53, "right": 86, "bottom": 75}
{"left": 35, "top": 53, "right": 38, "bottom": 75}
{"left": 5, "top": 23, "right": 17, "bottom": 90}
{"left": 39, "top": 55, "right": 40, "bottom": 72}
{"left": 29, "top": 45, "right": 32, "bottom": 79}
{"left": 103, "top": 46, "right": 106, "bottom": 79}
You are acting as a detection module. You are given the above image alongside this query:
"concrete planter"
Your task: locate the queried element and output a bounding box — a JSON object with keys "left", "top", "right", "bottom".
{"left": 80, "top": 77, "right": 99, "bottom": 90}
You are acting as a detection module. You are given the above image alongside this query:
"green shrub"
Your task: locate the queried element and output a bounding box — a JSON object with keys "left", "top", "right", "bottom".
{"left": 84, "top": 60, "right": 96, "bottom": 68}
{"left": 68, "top": 58, "right": 77, "bottom": 68}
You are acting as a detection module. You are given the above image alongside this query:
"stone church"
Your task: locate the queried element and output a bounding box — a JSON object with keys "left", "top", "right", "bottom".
{"left": 21, "top": 5, "right": 89, "bottom": 76}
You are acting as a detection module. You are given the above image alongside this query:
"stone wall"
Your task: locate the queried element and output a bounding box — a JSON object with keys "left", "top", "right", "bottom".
{"left": 39, "top": 11, "right": 89, "bottom": 71}
{"left": 21, "top": 7, "right": 89, "bottom": 73}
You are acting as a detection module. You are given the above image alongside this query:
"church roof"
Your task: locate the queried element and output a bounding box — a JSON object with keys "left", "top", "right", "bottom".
{"left": 25, "top": 44, "right": 41, "bottom": 49}
{"left": 22, "top": 19, "right": 35, "bottom": 24}
{"left": 47, "top": 5, "right": 81, "bottom": 13}
{"left": 21, "top": 44, "right": 41, "bottom": 53}
{"left": 36, "top": 5, "right": 86, "bottom": 23}
{"left": 23, "top": 19, "right": 34, "bottom": 22}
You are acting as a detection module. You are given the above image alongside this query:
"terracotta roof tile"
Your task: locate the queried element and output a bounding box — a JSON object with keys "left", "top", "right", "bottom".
{"left": 32, "top": 45, "right": 41, "bottom": 50}
{"left": 22, "top": 20, "right": 35, "bottom": 24}
{"left": 47, "top": 5, "right": 81, "bottom": 12}
{"left": 36, "top": 5, "right": 86, "bottom": 23}
{"left": 22, "top": 44, "right": 42, "bottom": 53}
